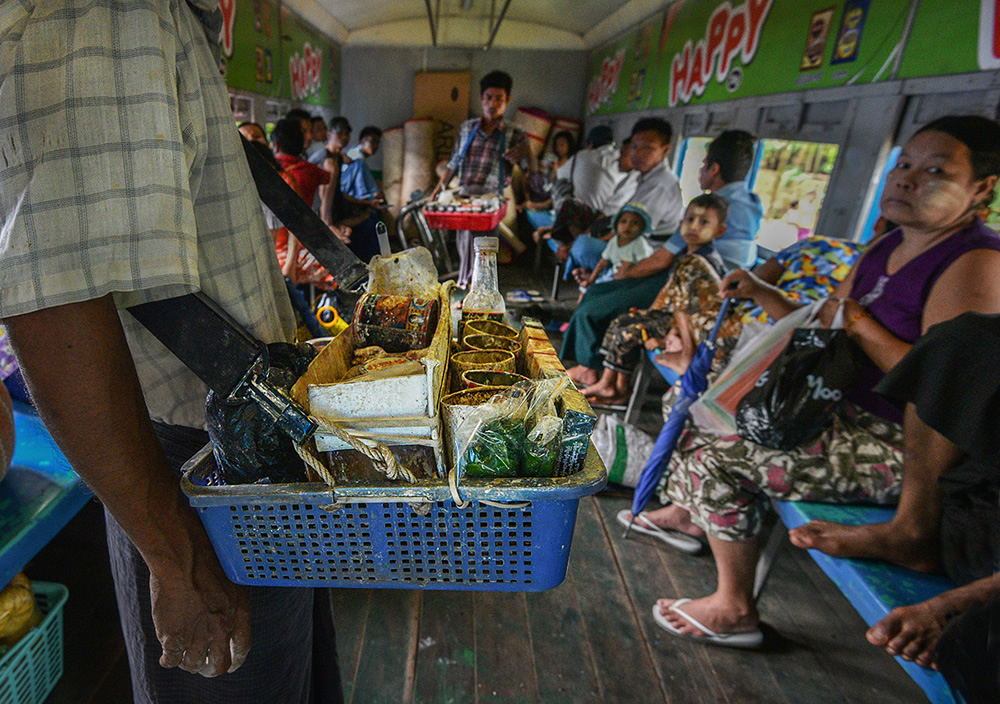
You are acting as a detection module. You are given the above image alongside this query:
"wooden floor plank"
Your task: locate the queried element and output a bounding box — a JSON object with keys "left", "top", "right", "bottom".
{"left": 412, "top": 590, "right": 477, "bottom": 704}
{"left": 341, "top": 588, "right": 420, "bottom": 704}
{"left": 472, "top": 591, "right": 539, "bottom": 703}
{"left": 523, "top": 569, "right": 602, "bottom": 704}
{"left": 592, "top": 495, "right": 728, "bottom": 704}
{"left": 330, "top": 587, "right": 372, "bottom": 703}
{"left": 781, "top": 540, "right": 931, "bottom": 703}
{"left": 567, "top": 496, "right": 665, "bottom": 703}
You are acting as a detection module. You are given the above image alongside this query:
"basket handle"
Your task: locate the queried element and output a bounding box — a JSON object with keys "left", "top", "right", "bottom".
{"left": 296, "top": 414, "right": 419, "bottom": 486}
{"left": 447, "top": 465, "right": 530, "bottom": 510}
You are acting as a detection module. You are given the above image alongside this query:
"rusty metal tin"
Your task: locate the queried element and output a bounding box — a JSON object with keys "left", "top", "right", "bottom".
{"left": 353, "top": 293, "right": 441, "bottom": 353}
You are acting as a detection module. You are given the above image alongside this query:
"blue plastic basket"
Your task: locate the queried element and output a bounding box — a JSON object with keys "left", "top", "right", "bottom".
{"left": 0, "top": 582, "right": 68, "bottom": 704}
{"left": 181, "top": 444, "right": 606, "bottom": 591}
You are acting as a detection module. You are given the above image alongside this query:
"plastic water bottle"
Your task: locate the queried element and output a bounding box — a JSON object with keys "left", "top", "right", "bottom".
{"left": 460, "top": 236, "right": 505, "bottom": 338}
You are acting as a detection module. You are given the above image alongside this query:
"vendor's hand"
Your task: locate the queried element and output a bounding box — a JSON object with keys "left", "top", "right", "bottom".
{"left": 429, "top": 183, "right": 442, "bottom": 202}
{"left": 504, "top": 141, "right": 528, "bottom": 163}
{"left": 719, "top": 269, "right": 763, "bottom": 300}
{"left": 150, "top": 557, "right": 251, "bottom": 677}
{"left": 555, "top": 243, "right": 571, "bottom": 263}
{"left": 643, "top": 336, "right": 664, "bottom": 352}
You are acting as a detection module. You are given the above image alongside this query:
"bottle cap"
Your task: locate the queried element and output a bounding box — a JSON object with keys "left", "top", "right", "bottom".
{"left": 474, "top": 236, "right": 499, "bottom": 252}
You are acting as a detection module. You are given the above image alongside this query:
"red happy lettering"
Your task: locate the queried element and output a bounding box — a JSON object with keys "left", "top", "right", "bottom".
{"left": 688, "top": 40, "right": 707, "bottom": 97}
{"left": 219, "top": 0, "right": 236, "bottom": 57}
{"left": 743, "top": 0, "right": 774, "bottom": 60}
{"left": 706, "top": 4, "right": 730, "bottom": 82}
{"left": 670, "top": 41, "right": 692, "bottom": 106}
{"left": 720, "top": 5, "right": 747, "bottom": 78}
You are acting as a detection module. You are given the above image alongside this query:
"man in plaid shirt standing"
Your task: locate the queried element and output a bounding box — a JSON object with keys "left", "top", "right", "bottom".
{"left": 0, "top": 1, "right": 341, "bottom": 702}
{"left": 431, "top": 70, "right": 531, "bottom": 291}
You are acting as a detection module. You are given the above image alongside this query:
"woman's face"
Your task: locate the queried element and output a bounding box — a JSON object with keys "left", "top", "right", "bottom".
{"left": 555, "top": 136, "right": 571, "bottom": 159}
{"left": 880, "top": 130, "right": 996, "bottom": 232}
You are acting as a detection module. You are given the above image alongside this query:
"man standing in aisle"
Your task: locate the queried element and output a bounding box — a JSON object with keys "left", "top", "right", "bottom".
{"left": 430, "top": 70, "right": 531, "bottom": 293}
{"left": 0, "top": 1, "right": 341, "bottom": 702}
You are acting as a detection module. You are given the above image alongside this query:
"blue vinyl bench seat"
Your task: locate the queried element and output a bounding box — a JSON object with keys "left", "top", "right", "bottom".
{"left": 0, "top": 403, "right": 92, "bottom": 589}
{"left": 773, "top": 501, "right": 964, "bottom": 704}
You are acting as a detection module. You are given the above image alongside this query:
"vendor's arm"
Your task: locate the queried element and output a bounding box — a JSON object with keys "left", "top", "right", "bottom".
{"left": 720, "top": 268, "right": 801, "bottom": 321}
{"left": 614, "top": 247, "right": 675, "bottom": 280}
{"left": 430, "top": 167, "right": 454, "bottom": 201}
{"left": 867, "top": 572, "right": 1000, "bottom": 667}
{"left": 3, "top": 296, "right": 250, "bottom": 678}
{"left": 584, "top": 259, "right": 610, "bottom": 287}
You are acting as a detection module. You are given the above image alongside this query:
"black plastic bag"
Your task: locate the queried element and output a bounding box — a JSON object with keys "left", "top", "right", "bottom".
{"left": 206, "top": 342, "right": 316, "bottom": 484}
{"left": 735, "top": 327, "right": 861, "bottom": 451}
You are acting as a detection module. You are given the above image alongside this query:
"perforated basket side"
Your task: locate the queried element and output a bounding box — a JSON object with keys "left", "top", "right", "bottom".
{"left": 196, "top": 497, "right": 579, "bottom": 591}
{"left": 0, "top": 581, "right": 68, "bottom": 704}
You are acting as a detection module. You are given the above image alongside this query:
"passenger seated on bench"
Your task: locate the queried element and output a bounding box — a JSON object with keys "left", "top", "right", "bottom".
{"left": 582, "top": 194, "right": 733, "bottom": 405}
{"left": 633, "top": 115, "right": 1000, "bottom": 649}
{"left": 848, "top": 311, "right": 1000, "bottom": 703}
{"left": 577, "top": 202, "right": 655, "bottom": 295}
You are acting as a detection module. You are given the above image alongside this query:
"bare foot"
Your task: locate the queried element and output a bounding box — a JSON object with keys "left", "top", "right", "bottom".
{"left": 866, "top": 601, "right": 949, "bottom": 667}
{"left": 587, "top": 393, "right": 629, "bottom": 406}
{"left": 566, "top": 365, "right": 599, "bottom": 388}
{"left": 581, "top": 378, "right": 615, "bottom": 397}
{"left": 628, "top": 505, "right": 704, "bottom": 539}
{"left": 788, "top": 520, "right": 942, "bottom": 573}
{"left": 656, "top": 594, "right": 758, "bottom": 638}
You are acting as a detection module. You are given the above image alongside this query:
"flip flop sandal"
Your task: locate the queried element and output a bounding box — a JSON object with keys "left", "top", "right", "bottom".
{"left": 652, "top": 599, "right": 763, "bottom": 649}
{"left": 616, "top": 509, "right": 702, "bottom": 554}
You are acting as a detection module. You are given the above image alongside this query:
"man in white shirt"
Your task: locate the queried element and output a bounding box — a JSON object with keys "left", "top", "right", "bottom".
{"left": 561, "top": 118, "right": 686, "bottom": 387}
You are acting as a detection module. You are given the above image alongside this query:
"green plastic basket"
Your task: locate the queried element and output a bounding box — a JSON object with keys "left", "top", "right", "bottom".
{"left": 0, "top": 582, "right": 68, "bottom": 704}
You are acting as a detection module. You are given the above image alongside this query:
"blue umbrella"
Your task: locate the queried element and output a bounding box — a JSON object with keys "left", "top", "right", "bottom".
{"left": 624, "top": 298, "right": 733, "bottom": 537}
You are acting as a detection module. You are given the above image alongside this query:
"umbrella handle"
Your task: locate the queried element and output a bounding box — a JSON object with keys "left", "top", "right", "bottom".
{"left": 707, "top": 297, "right": 733, "bottom": 344}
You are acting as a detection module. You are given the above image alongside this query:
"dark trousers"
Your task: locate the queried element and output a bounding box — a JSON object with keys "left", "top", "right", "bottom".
{"left": 106, "top": 423, "right": 344, "bottom": 704}
{"left": 935, "top": 595, "right": 1000, "bottom": 704}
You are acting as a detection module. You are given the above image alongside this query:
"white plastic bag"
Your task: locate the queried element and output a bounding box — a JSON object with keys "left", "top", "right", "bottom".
{"left": 592, "top": 414, "right": 656, "bottom": 488}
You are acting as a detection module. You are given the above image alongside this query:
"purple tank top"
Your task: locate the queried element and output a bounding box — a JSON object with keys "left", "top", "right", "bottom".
{"left": 848, "top": 219, "right": 1000, "bottom": 422}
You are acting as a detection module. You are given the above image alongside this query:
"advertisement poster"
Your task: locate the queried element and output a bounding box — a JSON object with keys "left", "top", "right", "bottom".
{"left": 830, "top": 0, "right": 869, "bottom": 65}
{"left": 586, "top": 13, "right": 663, "bottom": 114}
{"left": 799, "top": 7, "right": 835, "bottom": 71}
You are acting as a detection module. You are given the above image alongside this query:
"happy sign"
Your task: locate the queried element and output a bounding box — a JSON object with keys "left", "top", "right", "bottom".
{"left": 669, "top": 0, "right": 774, "bottom": 106}
{"left": 289, "top": 43, "right": 323, "bottom": 100}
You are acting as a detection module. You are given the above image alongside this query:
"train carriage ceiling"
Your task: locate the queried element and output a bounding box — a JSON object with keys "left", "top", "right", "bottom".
{"left": 285, "top": 0, "right": 665, "bottom": 50}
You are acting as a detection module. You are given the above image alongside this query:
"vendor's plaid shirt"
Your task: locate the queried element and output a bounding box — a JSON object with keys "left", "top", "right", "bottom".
{"left": 446, "top": 117, "right": 527, "bottom": 194}
{"left": 0, "top": 0, "right": 294, "bottom": 428}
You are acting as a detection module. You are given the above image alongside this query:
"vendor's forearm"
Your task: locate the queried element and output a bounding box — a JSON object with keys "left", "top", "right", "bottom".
{"left": 3, "top": 295, "right": 214, "bottom": 581}
{"left": 625, "top": 249, "right": 674, "bottom": 279}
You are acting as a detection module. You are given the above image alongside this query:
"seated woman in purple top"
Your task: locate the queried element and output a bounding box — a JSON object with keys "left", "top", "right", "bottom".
{"left": 622, "top": 115, "right": 1000, "bottom": 652}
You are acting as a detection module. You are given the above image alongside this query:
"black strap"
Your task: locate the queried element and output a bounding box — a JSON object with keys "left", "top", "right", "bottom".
{"left": 241, "top": 136, "right": 368, "bottom": 290}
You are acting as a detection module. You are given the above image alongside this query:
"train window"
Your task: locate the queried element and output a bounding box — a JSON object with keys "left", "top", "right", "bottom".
{"left": 859, "top": 146, "right": 901, "bottom": 244}
{"left": 753, "top": 139, "right": 840, "bottom": 251}
{"left": 675, "top": 137, "right": 711, "bottom": 206}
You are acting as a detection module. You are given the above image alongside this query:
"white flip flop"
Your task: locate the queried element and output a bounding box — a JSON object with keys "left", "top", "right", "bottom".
{"left": 652, "top": 599, "right": 764, "bottom": 649}
{"left": 616, "top": 509, "right": 702, "bottom": 555}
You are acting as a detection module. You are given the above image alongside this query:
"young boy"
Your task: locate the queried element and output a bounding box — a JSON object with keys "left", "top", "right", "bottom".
{"left": 577, "top": 202, "right": 656, "bottom": 297}
{"left": 583, "top": 193, "right": 730, "bottom": 405}
{"left": 429, "top": 70, "right": 531, "bottom": 294}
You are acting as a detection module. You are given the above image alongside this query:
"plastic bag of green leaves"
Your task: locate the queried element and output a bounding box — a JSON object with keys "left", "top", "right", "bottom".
{"left": 522, "top": 377, "right": 569, "bottom": 477}
{"left": 458, "top": 382, "right": 532, "bottom": 478}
